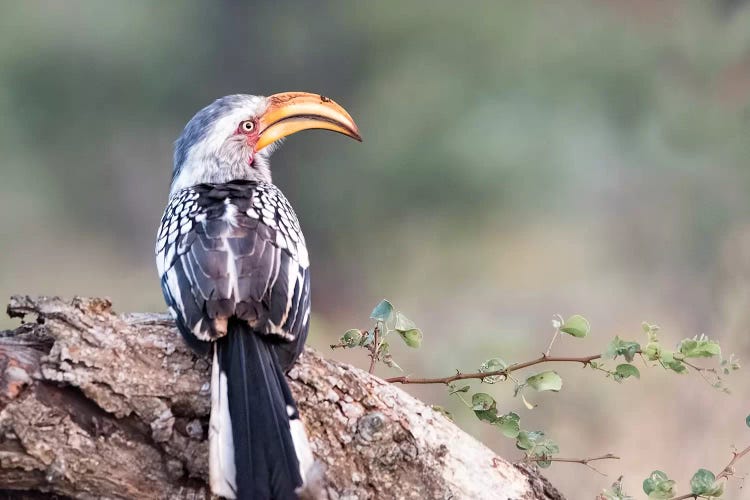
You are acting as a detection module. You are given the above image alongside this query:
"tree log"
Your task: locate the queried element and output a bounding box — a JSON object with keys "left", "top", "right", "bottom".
{"left": 0, "top": 296, "right": 563, "bottom": 500}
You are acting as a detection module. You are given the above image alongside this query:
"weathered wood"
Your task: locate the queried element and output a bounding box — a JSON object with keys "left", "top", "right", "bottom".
{"left": 0, "top": 296, "right": 563, "bottom": 500}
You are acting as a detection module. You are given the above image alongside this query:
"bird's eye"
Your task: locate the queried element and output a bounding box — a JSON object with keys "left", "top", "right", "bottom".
{"left": 240, "top": 120, "right": 255, "bottom": 133}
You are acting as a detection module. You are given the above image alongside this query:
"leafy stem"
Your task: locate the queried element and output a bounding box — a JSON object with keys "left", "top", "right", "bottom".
{"left": 386, "top": 352, "right": 604, "bottom": 385}
{"left": 671, "top": 444, "right": 750, "bottom": 500}
{"left": 337, "top": 300, "right": 742, "bottom": 491}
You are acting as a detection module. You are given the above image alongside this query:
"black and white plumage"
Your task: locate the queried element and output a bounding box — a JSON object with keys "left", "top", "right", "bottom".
{"left": 155, "top": 93, "right": 360, "bottom": 499}
{"left": 156, "top": 180, "right": 310, "bottom": 354}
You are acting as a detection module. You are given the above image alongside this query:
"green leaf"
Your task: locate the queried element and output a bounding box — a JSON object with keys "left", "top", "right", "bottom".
{"left": 526, "top": 431, "right": 544, "bottom": 443}
{"left": 669, "top": 362, "right": 687, "bottom": 374}
{"left": 340, "top": 329, "right": 362, "bottom": 347}
{"left": 536, "top": 439, "right": 559, "bottom": 456}
{"left": 527, "top": 434, "right": 559, "bottom": 468}
{"left": 690, "top": 468, "right": 723, "bottom": 497}
{"left": 377, "top": 341, "right": 390, "bottom": 356}
{"left": 471, "top": 392, "right": 498, "bottom": 423}
{"left": 494, "top": 412, "right": 520, "bottom": 438}
{"left": 642, "top": 342, "right": 661, "bottom": 361}
{"left": 516, "top": 432, "right": 534, "bottom": 450}
{"left": 642, "top": 470, "right": 676, "bottom": 499}
{"left": 560, "top": 314, "right": 590, "bottom": 338}
{"left": 474, "top": 409, "right": 497, "bottom": 423}
{"left": 479, "top": 357, "right": 507, "bottom": 384}
{"left": 398, "top": 328, "right": 423, "bottom": 348}
{"left": 604, "top": 336, "right": 641, "bottom": 362}
{"left": 679, "top": 335, "right": 721, "bottom": 358}
{"left": 361, "top": 329, "right": 375, "bottom": 347}
{"left": 471, "top": 392, "right": 496, "bottom": 411}
{"left": 660, "top": 351, "right": 687, "bottom": 374}
{"left": 448, "top": 384, "right": 470, "bottom": 395}
{"left": 614, "top": 364, "right": 640, "bottom": 382}
{"left": 516, "top": 430, "right": 545, "bottom": 451}
{"left": 525, "top": 371, "right": 563, "bottom": 392}
{"left": 393, "top": 311, "right": 417, "bottom": 332}
{"left": 515, "top": 431, "right": 536, "bottom": 450}
{"left": 370, "top": 299, "right": 394, "bottom": 322}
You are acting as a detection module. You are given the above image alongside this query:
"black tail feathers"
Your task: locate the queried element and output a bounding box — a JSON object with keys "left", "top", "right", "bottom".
{"left": 210, "top": 320, "right": 305, "bottom": 500}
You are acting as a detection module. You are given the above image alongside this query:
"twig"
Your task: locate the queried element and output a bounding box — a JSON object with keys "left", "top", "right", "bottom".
{"left": 672, "top": 444, "right": 750, "bottom": 500}
{"left": 716, "top": 445, "right": 750, "bottom": 480}
{"left": 386, "top": 353, "right": 605, "bottom": 385}
{"left": 385, "top": 347, "right": 722, "bottom": 386}
{"left": 527, "top": 453, "right": 620, "bottom": 476}
{"left": 682, "top": 359, "right": 721, "bottom": 386}
{"left": 368, "top": 325, "right": 379, "bottom": 374}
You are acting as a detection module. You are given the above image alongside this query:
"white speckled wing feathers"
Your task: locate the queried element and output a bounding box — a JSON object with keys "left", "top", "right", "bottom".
{"left": 156, "top": 180, "right": 310, "bottom": 364}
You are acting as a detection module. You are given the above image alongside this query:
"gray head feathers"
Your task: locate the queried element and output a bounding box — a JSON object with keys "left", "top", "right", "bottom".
{"left": 174, "top": 95, "right": 255, "bottom": 174}
{"left": 170, "top": 94, "right": 271, "bottom": 194}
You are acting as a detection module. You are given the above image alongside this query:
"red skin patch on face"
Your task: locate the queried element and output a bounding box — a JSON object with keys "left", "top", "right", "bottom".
{"left": 235, "top": 120, "right": 260, "bottom": 165}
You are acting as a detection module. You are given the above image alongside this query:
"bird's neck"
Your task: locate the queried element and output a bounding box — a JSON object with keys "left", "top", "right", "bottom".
{"left": 170, "top": 157, "right": 272, "bottom": 196}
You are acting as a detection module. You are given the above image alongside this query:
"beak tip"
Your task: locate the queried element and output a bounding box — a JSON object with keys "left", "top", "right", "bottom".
{"left": 349, "top": 125, "right": 362, "bottom": 142}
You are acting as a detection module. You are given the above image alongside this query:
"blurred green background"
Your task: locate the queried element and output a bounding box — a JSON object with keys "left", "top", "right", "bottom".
{"left": 2, "top": 1, "right": 750, "bottom": 497}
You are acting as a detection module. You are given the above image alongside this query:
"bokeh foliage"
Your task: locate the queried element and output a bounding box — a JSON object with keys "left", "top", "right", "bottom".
{"left": 2, "top": 1, "right": 750, "bottom": 497}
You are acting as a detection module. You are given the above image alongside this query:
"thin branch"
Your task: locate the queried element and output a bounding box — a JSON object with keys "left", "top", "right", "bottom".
{"left": 682, "top": 359, "right": 721, "bottom": 386}
{"left": 525, "top": 454, "right": 620, "bottom": 476}
{"left": 386, "top": 353, "right": 604, "bottom": 385}
{"left": 539, "top": 453, "right": 620, "bottom": 465}
{"left": 385, "top": 347, "right": 721, "bottom": 386}
{"left": 672, "top": 444, "right": 750, "bottom": 500}
{"left": 716, "top": 445, "right": 750, "bottom": 480}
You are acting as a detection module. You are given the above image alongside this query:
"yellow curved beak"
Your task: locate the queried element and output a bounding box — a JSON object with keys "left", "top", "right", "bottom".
{"left": 255, "top": 91, "right": 362, "bottom": 152}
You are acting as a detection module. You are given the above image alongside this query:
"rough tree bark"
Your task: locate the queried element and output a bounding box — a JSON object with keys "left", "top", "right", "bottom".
{"left": 0, "top": 296, "right": 564, "bottom": 500}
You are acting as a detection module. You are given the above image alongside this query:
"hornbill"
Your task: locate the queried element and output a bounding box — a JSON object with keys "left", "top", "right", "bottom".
{"left": 155, "top": 92, "right": 361, "bottom": 499}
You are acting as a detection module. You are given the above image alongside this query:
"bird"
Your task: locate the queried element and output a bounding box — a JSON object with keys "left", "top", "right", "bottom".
{"left": 155, "top": 92, "right": 361, "bottom": 499}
